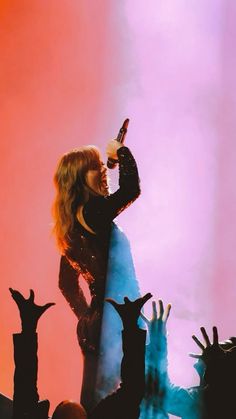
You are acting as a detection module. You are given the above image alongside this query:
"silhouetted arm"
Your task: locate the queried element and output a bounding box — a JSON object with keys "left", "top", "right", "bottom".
{"left": 142, "top": 301, "right": 201, "bottom": 417}
{"left": 10, "top": 288, "right": 54, "bottom": 419}
{"left": 90, "top": 294, "right": 151, "bottom": 419}
{"left": 191, "top": 326, "right": 228, "bottom": 389}
{"left": 13, "top": 333, "right": 39, "bottom": 416}
{"left": 141, "top": 299, "right": 171, "bottom": 417}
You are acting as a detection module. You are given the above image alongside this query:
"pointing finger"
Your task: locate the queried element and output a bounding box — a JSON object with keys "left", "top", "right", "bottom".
{"left": 158, "top": 299, "right": 164, "bottom": 319}
{"left": 213, "top": 326, "right": 219, "bottom": 345}
{"left": 163, "top": 303, "right": 172, "bottom": 323}
{"left": 200, "top": 327, "right": 211, "bottom": 347}
{"left": 192, "top": 335, "right": 205, "bottom": 351}
{"left": 124, "top": 297, "right": 131, "bottom": 304}
{"left": 140, "top": 312, "right": 150, "bottom": 326}
{"left": 152, "top": 301, "right": 157, "bottom": 320}
{"left": 29, "top": 289, "right": 35, "bottom": 303}
{"left": 140, "top": 293, "right": 152, "bottom": 308}
{"left": 42, "top": 302, "right": 56, "bottom": 312}
{"left": 106, "top": 298, "right": 119, "bottom": 310}
{"left": 189, "top": 353, "right": 202, "bottom": 359}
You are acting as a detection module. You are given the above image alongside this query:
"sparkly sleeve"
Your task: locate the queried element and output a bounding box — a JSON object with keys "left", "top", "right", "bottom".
{"left": 59, "top": 256, "right": 89, "bottom": 319}
{"left": 84, "top": 146, "right": 141, "bottom": 230}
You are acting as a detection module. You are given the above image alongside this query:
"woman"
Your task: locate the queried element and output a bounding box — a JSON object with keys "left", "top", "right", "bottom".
{"left": 52, "top": 137, "right": 141, "bottom": 410}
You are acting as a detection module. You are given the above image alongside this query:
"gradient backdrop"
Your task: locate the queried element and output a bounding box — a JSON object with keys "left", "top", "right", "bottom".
{"left": 1, "top": 1, "right": 236, "bottom": 417}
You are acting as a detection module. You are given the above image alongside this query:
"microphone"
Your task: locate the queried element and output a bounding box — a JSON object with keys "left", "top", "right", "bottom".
{"left": 107, "top": 119, "right": 130, "bottom": 169}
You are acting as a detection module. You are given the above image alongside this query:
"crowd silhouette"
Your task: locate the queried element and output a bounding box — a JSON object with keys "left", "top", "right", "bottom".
{"left": 0, "top": 284, "right": 236, "bottom": 418}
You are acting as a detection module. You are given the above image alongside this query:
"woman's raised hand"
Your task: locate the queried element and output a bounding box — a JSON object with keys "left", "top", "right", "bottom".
{"left": 106, "top": 139, "right": 123, "bottom": 160}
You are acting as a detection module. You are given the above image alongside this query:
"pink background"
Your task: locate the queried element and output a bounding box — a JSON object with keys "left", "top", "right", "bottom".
{"left": 1, "top": 1, "right": 236, "bottom": 416}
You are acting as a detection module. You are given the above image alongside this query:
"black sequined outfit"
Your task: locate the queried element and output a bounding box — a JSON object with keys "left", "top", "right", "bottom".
{"left": 58, "top": 146, "right": 140, "bottom": 410}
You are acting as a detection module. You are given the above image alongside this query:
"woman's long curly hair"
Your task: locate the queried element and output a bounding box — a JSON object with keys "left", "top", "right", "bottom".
{"left": 52, "top": 145, "right": 101, "bottom": 254}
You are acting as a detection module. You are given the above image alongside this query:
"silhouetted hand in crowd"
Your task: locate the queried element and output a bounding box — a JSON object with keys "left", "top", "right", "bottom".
{"left": 191, "top": 326, "right": 225, "bottom": 365}
{"left": 139, "top": 299, "right": 171, "bottom": 409}
{"left": 106, "top": 293, "right": 152, "bottom": 329}
{"left": 141, "top": 299, "right": 171, "bottom": 351}
{"left": 191, "top": 327, "right": 236, "bottom": 417}
{"left": 9, "top": 288, "right": 55, "bottom": 333}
